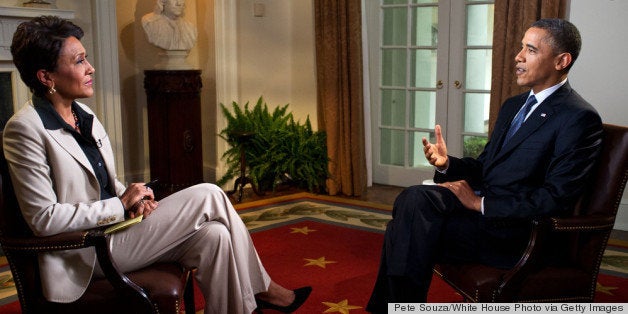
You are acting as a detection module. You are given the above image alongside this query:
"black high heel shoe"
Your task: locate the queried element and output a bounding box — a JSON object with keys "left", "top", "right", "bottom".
{"left": 255, "top": 286, "right": 312, "bottom": 313}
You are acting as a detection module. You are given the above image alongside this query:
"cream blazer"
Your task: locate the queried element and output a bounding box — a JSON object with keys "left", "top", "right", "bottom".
{"left": 3, "top": 100, "right": 127, "bottom": 302}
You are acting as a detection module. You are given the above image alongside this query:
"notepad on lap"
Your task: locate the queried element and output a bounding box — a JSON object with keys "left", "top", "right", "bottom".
{"left": 104, "top": 215, "right": 143, "bottom": 234}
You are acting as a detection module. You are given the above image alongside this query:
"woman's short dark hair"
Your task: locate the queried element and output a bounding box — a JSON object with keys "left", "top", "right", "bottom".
{"left": 10, "top": 15, "right": 84, "bottom": 96}
{"left": 531, "top": 18, "right": 581, "bottom": 72}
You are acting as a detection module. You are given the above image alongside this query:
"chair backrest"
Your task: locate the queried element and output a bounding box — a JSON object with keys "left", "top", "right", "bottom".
{"left": 0, "top": 132, "right": 49, "bottom": 311}
{"left": 0, "top": 133, "right": 34, "bottom": 238}
{"left": 571, "top": 124, "right": 628, "bottom": 273}
{"left": 0, "top": 131, "right": 35, "bottom": 239}
{"left": 577, "top": 124, "right": 628, "bottom": 217}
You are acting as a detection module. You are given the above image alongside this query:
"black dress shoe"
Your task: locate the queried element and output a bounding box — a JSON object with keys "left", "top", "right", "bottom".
{"left": 255, "top": 286, "right": 312, "bottom": 313}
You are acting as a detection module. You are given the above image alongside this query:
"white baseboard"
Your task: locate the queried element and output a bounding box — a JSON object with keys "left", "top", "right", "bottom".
{"left": 613, "top": 196, "right": 628, "bottom": 231}
{"left": 203, "top": 165, "right": 217, "bottom": 184}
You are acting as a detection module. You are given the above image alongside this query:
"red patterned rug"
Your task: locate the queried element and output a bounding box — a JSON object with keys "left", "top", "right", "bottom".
{"left": 251, "top": 220, "right": 465, "bottom": 313}
{"left": 1, "top": 192, "right": 627, "bottom": 313}
{"left": 240, "top": 193, "right": 628, "bottom": 312}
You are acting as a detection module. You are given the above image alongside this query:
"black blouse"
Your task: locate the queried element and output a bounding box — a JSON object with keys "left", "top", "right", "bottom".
{"left": 33, "top": 95, "right": 115, "bottom": 200}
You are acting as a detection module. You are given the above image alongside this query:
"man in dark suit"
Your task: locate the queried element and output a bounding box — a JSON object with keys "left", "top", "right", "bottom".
{"left": 366, "top": 18, "right": 603, "bottom": 312}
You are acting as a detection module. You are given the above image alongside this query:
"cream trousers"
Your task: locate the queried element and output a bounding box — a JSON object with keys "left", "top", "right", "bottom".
{"left": 95, "top": 183, "right": 271, "bottom": 314}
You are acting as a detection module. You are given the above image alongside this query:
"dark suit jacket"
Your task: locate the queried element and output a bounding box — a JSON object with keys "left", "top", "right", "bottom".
{"left": 436, "top": 81, "right": 603, "bottom": 219}
{"left": 433, "top": 82, "right": 603, "bottom": 266}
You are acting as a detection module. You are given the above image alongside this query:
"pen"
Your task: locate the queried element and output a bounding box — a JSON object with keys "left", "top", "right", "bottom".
{"left": 144, "top": 178, "right": 159, "bottom": 189}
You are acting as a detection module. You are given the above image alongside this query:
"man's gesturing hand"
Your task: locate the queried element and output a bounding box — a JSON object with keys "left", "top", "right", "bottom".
{"left": 422, "top": 124, "right": 449, "bottom": 170}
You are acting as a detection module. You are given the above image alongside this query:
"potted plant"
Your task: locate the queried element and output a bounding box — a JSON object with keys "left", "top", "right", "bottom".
{"left": 217, "top": 97, "right": 329, "bottom": 194}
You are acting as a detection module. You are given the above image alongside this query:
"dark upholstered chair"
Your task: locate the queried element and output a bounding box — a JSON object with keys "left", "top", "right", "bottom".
{"left": 434, "top": 123, "right": 628, "bottom": 302}
{"left": 0, "top": 133, "right": 196, "bottom": 314}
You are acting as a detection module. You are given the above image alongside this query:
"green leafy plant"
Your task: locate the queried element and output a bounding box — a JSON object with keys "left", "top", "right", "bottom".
{"left": 463, "top": 136, "right": 488, "bottom": 158}
{"left": 217, "top": 97, "right": 329, "bottom": 193}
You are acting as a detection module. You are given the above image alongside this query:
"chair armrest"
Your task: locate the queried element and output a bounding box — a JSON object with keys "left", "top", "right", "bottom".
{"left": 0, "top": 230, "right": 93, "bottom": 252}
{"left": 548, "top": 215, "right": 616, "bottom": 232}
{"left": 1, "top": 229, "right": 155, "bottom": 312}
{"left": 88, "top": 229, "right": 156, "bottom": 312}
{"left": 495, "top": 214, "right": 615, "bottom": 300}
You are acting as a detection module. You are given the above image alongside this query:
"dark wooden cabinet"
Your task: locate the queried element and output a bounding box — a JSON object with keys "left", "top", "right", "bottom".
{"left": 144, "top": 70, "right": 203, "bottom": 197}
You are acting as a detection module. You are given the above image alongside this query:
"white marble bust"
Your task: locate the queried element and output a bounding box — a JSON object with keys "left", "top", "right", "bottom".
{"left": 141, "top": 0, "right": 197, "bottom": 51}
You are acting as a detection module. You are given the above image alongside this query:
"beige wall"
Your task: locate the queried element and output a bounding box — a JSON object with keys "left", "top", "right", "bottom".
{"left": 114, "top": 0, "right": 316, "bottom": 184}
{"left": 2, "top": 0, "right": 316, "bottom": 184}
{"left": 568, "top": 0, "right": 628, "bottom": 230}
{"left": 116, "top": 0, "right": 152, "bottom": 182}
{"left": 116, "top": 0, "right": 219, "bottom": 182}
{"left": 236, "top": 0, "right": 317, "bottom": 127}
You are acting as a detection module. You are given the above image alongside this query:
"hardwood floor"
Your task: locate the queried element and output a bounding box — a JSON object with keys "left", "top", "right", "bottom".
{"left": 225, "top": 183, "right": 404, "bottom": 207}
{"left": 225, "top": 183, "right": 628, "bottom": 242}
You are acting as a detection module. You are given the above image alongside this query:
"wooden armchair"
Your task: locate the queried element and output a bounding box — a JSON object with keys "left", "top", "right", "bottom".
{"left": 434, "top": 123, "right": 628, "bottom": 302}
{"left": 0, "top": 134, "right": 196, "bottom": 314}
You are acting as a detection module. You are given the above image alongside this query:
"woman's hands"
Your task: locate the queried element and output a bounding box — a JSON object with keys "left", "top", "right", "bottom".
{"left": 119, "top": 182, "right": 158, "bottom": 219}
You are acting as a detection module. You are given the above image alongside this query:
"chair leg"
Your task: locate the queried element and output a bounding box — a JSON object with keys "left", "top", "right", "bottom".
{"left": 184, "top": 270, "right": 196, "bottom": 314}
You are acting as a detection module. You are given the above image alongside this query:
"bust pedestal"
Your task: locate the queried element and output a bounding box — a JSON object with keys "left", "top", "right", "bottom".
{"left": 144, "top": 70, "right": 203, "bottom": 198}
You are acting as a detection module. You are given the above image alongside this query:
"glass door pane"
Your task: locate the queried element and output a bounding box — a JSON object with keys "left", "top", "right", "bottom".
{"left": 381, "top": 89, "right": 406, "bottom": 127}
{"left": 374, "top": 0, "right": 443, "bottom": 186}
{"left": 383, "top": 7, "right": 407, "bottom": 45}
{"left": 370, "top": 0, "right": 493, "bottom": 186}
{"left": 462, "top": 3, "right": 493, "bottom": 157}
{"left": 381, "top": 49, "right": 407, "bottom": 86}
{"left": 410, "top": 49, "right": 437, "bottom": 88}
{"left": 409, "top": 91, "right": 436, "bottom": 129}
{"left": 411, "top": 6, "right": 438, "bottom": 46}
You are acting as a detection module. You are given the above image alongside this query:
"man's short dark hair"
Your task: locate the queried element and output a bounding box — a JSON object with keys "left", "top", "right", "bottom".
{"left": 531, "top": 18, "right": 582, "bottom": 71}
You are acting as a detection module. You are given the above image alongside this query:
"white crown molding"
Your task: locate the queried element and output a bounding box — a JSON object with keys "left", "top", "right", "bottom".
{"left": 0, "top": 6, "right": 75, "bottom": 61}
{"left": 0, "top": 6, "right": 74, "bottom": 19}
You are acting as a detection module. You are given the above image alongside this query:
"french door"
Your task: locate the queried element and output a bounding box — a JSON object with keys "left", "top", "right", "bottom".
{"left": 365, "top": 0, "right": 494, "bottom": 187}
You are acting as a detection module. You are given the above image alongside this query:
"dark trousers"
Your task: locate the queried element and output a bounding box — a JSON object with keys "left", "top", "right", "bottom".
{"left": 366, "top": 185, "right": 521, "bottom": 313}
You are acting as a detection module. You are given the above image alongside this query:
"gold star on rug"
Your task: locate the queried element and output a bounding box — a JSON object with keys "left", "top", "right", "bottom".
{"left": 304, "top": 256, "right": 337, "bottom": 268}
{"left": 322, "top": 299, "right": 362, "bottom": 314}
{"left": 291, "top": 226, "right": 316, "bottom": 235}
{"left": 597, "top": 282, "right": 619, "bottom": 295}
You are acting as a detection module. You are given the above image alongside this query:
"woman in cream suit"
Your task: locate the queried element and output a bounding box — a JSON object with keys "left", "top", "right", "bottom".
{"left": 5, "top": 15, "right": 310, "bottom": 314}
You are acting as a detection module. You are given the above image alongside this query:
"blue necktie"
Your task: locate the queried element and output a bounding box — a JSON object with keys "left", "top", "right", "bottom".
{"left": 502, "top": 95, "right": 537, "bottom": 147}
